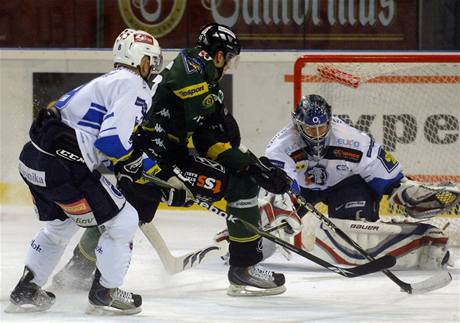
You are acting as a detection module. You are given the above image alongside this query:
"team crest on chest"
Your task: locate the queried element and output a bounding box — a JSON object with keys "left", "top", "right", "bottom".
{"left": 305, "top": 165, "right": 328, "bottom": 185}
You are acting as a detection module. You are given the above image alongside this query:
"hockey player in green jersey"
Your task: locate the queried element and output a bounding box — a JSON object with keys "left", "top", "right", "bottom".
{"left": 52, "top": 23, "right": 292, "bottom": 296}
{"left": 133, "top": 23, "right": 293, "bottom": 296}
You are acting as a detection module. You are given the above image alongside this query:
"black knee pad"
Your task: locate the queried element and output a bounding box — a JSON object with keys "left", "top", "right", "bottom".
{"left": 327, "top": 180, "right": 380, "bottom": 222}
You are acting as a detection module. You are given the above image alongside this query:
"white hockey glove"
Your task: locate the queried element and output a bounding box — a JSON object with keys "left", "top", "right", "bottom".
{"left": 389, "top": 178, "right": 460, "bottom": 219}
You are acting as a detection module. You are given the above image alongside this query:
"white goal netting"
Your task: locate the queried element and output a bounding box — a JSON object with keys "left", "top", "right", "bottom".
{"left": 294, "top": 54, "right": 460, "bottom": 246}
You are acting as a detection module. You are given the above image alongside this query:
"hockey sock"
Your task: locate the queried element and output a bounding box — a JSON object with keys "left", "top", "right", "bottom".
{"left": 227, "top": 205, "right": 263, "bottom": 267}
{"left": 26, "top": 221, "right": 79, "bottom": 286}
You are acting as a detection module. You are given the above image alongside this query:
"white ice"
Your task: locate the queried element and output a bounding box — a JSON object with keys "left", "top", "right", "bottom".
{"left": 1, "top": 205, "right": 459, "bottom": 323}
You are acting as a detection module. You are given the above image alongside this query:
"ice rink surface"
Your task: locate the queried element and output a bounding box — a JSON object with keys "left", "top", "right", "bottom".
{"left": 1, "top": 205, "right": 459, "bottom": 323}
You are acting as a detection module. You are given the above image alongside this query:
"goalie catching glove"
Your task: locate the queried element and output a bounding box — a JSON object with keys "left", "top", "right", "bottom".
{"left": 389, "top": 178, "right": 460, "bottom": 219}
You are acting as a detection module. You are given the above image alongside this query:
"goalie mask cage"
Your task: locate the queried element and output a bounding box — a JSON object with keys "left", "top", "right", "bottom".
{"left": 293, "top": 53, "right": 460, "bottom": 246}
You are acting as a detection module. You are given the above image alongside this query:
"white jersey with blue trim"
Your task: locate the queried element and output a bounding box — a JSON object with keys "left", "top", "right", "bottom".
{"left": 54, "top": 68, "right": 151, "bottom": 171}
{"left": 265, "top": 117, "right": 403, "bottom": 196}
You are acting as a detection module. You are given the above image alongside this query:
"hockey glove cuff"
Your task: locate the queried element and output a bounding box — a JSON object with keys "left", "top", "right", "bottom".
{"left": 114, "top": 151, "right": 144, "bottom": 184}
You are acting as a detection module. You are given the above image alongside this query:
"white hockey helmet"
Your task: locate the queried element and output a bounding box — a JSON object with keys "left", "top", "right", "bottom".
{"left": 113, "top": 28, "right": 163, "bottom": 74}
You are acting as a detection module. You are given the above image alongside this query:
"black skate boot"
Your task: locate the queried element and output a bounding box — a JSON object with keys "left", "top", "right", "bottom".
{"left": 87, "top": 270, "right": 142, "bottom": 315}
{"left": 227, "top": 264, "right": 286, "bottom": 296}
{"left": 5, "top": 266, "right": 56, "bottom": 313}
{"left": 52, "top": 247, "right": 95, "bottom": 291}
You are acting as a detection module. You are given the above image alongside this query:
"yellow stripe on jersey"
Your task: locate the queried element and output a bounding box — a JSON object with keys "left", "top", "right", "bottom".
{"left": 173, "top": 82, "right": 209, "bottom": 99}
{"left": 206, "top": 142, "right": 232, "bottom": 160}
{"left": 228, "top": 234, "right": 260, "bottom": 243}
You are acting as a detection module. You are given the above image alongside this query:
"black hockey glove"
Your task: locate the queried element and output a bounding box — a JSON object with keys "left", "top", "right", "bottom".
{"left": 131, "top": 125, "right": 169, "bottom": 161}
{"left": 29, "top": 108, "right": 84, "bottom": 163}
{"left": 207, "top": 105, "right": 241, "bottom": 148}
{"left": 247, "top": 156, "right": 292, "bottom": 194}
{"left": 161, "top": 187, "right": 195, "bottom": 207}
{"left": 114, "top": 149, "right": 144, "bottom": 184}
{"left": 157, "top": 166, "right": 195, "bottom": 207}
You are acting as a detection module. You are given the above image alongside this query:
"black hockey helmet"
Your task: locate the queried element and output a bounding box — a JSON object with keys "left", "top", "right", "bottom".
{"left": 196, "top": 23, "right": 241, "bottom": 64}
{"left": 292, "top": 94, "right": 332, "bottom": 160}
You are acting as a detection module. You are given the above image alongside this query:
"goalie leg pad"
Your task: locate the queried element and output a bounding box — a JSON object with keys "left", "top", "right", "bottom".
{"left": 308, "top": 218, "right": 449, "bottom": 270}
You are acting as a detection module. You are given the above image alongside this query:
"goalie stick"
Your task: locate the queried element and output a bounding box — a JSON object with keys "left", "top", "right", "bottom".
{"left": 142, "top": 172, "right": 396, "bottom": 278}
{"left": 243, "top": 147, "right": 452, "bottom": 294}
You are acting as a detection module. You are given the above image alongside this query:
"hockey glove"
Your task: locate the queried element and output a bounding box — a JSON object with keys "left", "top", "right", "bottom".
{"left": 160, "top": 166, "right": 195, "bottom": 207}
{"left": 131, "top": 125, "right": 169, "bottom": 161}
{"left": 389, "top": 179, "right": 460, "bottom": 219}
{"left": 207, "top": 105, "right": 241, "bottom": 148}
{"left": 114, "top": 150, "right": 144, "bottom": 184}
{"left": 247, "top": 156, "right": 292, "bottom": 194}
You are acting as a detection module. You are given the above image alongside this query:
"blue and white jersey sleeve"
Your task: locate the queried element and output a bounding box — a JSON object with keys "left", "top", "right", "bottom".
{"left": 55, "top": 68, "right": 151, "bottom": 171}
{"left": 358, "top": 142, "right": 404, "bottom": 196}
{"left": 93, "top": 79, "right": 149, "bottom": 164}
{"left": 332, "top": 119, "right": 404, "bottom": 196}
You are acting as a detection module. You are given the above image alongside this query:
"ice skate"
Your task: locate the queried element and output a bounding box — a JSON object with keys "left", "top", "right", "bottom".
{"left": 227, "top": 264, "right": 286, "bottom": 296}
{"left": 5, "top": 266, "right": 56, "bottom": 313}
{"left": 86, "top": 270, "right": 142, "bottom": 315}
{"left": 51, "top": 250, "right": 95, "bottom": 291}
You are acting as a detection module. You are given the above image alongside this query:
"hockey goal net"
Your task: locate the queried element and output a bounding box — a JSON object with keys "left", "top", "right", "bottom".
{"left": 293, "top": 53, "right": 460, "bottom": 246}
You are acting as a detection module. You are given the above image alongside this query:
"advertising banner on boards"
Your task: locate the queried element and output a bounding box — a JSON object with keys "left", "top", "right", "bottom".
{"left": 1, "top": 0, "right": 416, "bottom": 50}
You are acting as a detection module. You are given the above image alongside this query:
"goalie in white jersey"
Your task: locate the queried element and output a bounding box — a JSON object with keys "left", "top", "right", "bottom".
{"left": 7, "top": 29, "right": 162, "bottom": 315}
{"left": 259, "top": 94, "right": 459, "bottom": 269}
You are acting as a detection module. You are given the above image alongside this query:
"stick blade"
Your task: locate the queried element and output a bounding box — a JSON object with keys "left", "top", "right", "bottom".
{"left": 404, "top": 271, "right": 452, "bottom": 294}
{"left": 347, "top": 255, "right": 397, "bottom": 277}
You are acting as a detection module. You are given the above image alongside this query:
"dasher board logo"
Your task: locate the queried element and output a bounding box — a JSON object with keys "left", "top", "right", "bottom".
{"left": 118, "top": 0, "right": 186, "bottom": 38}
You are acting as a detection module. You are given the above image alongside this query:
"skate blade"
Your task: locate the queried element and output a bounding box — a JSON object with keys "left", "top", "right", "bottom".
{"left": 86, "top": 303, "right": 142, "bottom": 316}
{"left": 227, "top": 283, "right": 286, "bottom": 297}
{"left": 4, "top": 301, "right": 52, "bottom": 313}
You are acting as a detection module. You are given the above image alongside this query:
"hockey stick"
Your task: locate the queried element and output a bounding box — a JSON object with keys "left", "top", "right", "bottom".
{"left": 140, "top": 221, "right": 227, "bottom": 274}
{"left": 142, "top": 172, "right": 396, "bottom": 278}
{"left": 291, "top": 195, "right": 452, "bottom": 294}
{"left": 243, "top": 148, "right": 452, "bottom": 293}
{"left": 140, "top": 219, "right": 290, "bottom": 275}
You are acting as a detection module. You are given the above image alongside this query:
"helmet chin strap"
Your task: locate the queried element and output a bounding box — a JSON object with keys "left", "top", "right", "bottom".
{"left": 215, "top": 66, "right": 224, "bottom": 81}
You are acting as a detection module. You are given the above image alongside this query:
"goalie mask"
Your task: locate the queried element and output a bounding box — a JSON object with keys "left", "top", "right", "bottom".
{"left": 113, "top": 28, "right": 163, "bottom": 80}
{"left": 292, "top": 94, "right": 332, "bottom": 161}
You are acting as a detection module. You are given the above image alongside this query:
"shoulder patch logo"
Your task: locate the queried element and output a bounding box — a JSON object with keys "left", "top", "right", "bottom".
{"left": 377, "top": 147, "right": 399, "bottom": 172}
{"left": 180, "top": 51, "right": 206, "bottom": 75}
